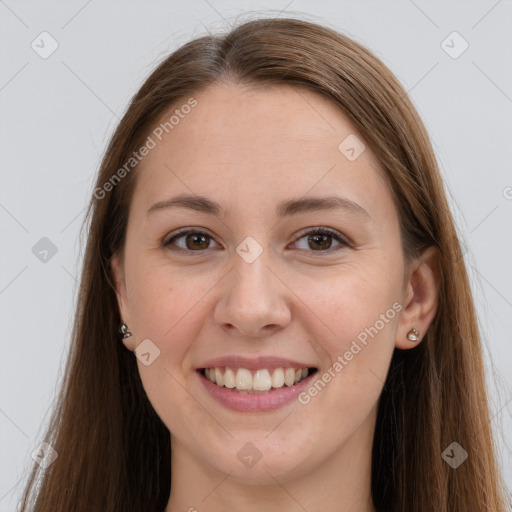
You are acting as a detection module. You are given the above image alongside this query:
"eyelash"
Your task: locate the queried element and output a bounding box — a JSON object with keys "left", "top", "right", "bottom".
{"left": 162, "top": 227, "right": 350, "bottom": 255}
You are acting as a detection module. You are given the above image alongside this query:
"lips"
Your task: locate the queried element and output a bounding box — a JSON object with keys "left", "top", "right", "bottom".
{"left": 196, "top": 356, "right": 318, "bottom": 412}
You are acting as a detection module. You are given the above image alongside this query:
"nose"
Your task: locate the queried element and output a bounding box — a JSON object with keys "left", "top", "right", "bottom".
{"left": 213, "top": 251, "right": 292, "bottom": 338}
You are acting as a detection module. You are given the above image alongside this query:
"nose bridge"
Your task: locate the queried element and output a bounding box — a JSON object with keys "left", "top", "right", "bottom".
{"left": 213, "top": 240, "right": 291, "bottom": 336}
{"left": 234, "top": 249, "right": 271, "bottom": 302}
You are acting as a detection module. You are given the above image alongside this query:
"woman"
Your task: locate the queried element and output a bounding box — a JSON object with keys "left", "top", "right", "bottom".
{"left": 19, "top": 16, "right": 509, "bottom": 512}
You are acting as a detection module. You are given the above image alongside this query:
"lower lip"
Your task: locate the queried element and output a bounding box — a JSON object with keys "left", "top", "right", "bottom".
{"left": 197, "top": 370, "right": 316, "bottom": 412}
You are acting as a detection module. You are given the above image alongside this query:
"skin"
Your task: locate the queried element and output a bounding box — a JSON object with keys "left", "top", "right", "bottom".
{"left": 111, "top": 82, "right": 440, "bottom": 512}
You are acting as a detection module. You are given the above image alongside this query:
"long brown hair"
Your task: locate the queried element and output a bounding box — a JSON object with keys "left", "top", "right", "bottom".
{"left": 19, "top": 17, "right": 510, "bottom": 511}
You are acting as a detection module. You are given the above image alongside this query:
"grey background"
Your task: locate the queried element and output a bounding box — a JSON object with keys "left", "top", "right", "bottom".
{"left": 1, "top": 0, "right": 511, "bottom": 508}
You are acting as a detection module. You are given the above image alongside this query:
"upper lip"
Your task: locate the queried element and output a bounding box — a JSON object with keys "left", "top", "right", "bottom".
{"left": 197, "top": 356, "right": 316, "bottom": 371}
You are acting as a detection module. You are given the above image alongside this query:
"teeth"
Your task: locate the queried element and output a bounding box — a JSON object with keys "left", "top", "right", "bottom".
{"left": 215, "top": 368, "right": 224, "bottom": 387}
{"left": 224, "top": 367, "right": 236, "bottom": 388}
{"left": 284, "top": 368, "right": 296, "bottom": 386}
{"left": 204, "top": 366, "right": 312, "bottom": 392}
{"left": 271, "top": 368, "right": 284, "bottom": 388}
{"left": 253, "top": 369, "right": 272, "bottom": 391}
{"left": 236, "top": 368, "right": 252, "bottom": 390}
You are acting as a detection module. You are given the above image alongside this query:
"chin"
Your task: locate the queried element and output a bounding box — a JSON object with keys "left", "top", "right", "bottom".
{"left": 200, "top": 437, "right": 320, "bottom": 485}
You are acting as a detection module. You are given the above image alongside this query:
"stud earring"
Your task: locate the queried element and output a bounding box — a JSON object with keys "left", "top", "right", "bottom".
{"left": 407, "top": 328, "right": 420, "bottom": 342}
{"left": 119, "top": 322, "right": 132, "bottom": 339}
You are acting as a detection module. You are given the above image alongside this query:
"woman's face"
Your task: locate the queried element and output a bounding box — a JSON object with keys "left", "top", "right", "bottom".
{"left": 112, "top": 82, "right": 433, "bottom": 485}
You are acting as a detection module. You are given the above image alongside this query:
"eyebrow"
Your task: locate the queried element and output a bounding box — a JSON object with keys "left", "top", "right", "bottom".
{"left": 146, "top": 194, "right": 371, "bottom": 220}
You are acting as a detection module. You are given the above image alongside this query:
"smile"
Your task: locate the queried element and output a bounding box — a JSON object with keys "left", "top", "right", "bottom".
{"left": 197, "top": 362, "right": 319, "bottom": 412}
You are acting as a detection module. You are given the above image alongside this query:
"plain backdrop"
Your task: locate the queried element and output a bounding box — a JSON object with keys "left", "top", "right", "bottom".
{"left": 1, "top": 0, "right": 511, "bottom": 508}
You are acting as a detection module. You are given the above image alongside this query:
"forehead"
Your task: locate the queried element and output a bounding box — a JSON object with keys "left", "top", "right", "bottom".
{"left": 130, "top": 82, "right": 392, "bottom": 219}
{"left": 154, "top": 82, "right": 356, "bottom": 154}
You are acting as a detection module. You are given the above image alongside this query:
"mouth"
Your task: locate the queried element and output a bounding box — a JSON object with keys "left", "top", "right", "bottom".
{"left": 198, "top": 366, "right": 318, "bottom": 394}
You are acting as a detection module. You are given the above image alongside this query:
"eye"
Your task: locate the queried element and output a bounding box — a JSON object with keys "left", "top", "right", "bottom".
{"left": 163, "top": 227, "right": 349, "bottom": 255}
{"left": 163, "top": 228, "right": 220, "bottom": 253}
{"left": 292, "top": 227, "right": 349, "bottom": 253}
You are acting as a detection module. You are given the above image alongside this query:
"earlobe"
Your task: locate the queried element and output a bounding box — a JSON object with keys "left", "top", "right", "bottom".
{"left": 395, "top": 245, "right": 441, "bottom": 350}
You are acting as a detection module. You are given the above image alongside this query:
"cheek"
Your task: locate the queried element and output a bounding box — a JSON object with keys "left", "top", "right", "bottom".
{"left": 127, "top": 264, "right": 210, "bottom": 429}
{"left": 296, "top": 261, "right": 401, "bottom": 349}
{"left": 297, "top": 266, "right": 400, "bottom": 412}
{"left": 127, "top": 261, "right": 206, "bottom": 339}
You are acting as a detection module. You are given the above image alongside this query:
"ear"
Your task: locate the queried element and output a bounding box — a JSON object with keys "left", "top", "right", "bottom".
{"left": 111, "top": 252, "right": 136, "bottom": 351}
{"left": 395, "top": 245, "right": 441, "bottom": 350}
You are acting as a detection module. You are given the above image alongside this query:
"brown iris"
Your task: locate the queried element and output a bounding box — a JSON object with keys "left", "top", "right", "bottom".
{"left": 308, "top": 233, "right": 332, "bottom": 251}
{"left": 185, "top": 233, "right": 210, "bottom": 250}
